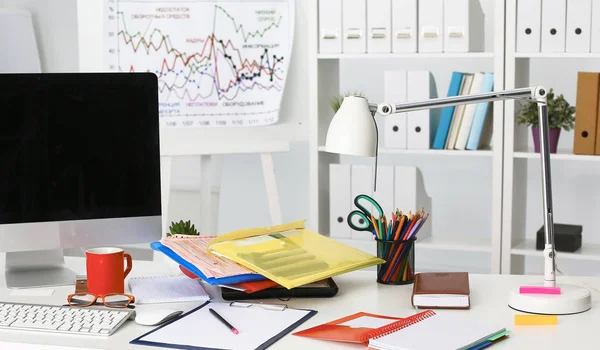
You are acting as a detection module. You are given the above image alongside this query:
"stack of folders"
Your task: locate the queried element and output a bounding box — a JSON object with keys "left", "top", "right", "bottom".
{"left": 573, "top": 72, "right": 600, "bottom": 155}
{"left": 433, "top": 71, "right": 495, "bottom": 151}
{"left": 152, "top": 220, "right": 384, "bottom": 292}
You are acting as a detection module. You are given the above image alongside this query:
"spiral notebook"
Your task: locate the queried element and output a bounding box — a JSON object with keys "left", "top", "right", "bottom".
{"left": 128, "top": 275, "right": 210, "bottom": 304}
{"left": 367, "top": 310, "right": 510, "bottom": 350}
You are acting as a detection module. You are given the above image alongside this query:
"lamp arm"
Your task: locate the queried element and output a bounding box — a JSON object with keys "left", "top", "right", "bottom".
{"left": 370, "top": 86, "right": 555, "bottom": 284}
{"left": 375, "top": 87, "right": 546, "bottom": 115}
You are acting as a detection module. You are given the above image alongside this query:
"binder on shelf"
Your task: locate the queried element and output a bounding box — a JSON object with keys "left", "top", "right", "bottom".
{"left": 367, "top": 0, "right": 392, "bottom": 53}
{"left": 455, "top": 72, "right": 485, "bottom": 150}
{"left": 592, "top": 1, "right": 600, "bottom": 53}
{"left": 343, "top": 0, "right": 367, "bottom": 54}
{"left": 433, "top": 71, "right": 464, "bottom": 149}
{"left": 446, "top": 73, "right": 474, "bottom": 149}
{"left": 391, "top": 0, "right": 417, "bottom": 53}
{"left": 466, "top": 72, "right": 495, "bottom": 150}
{"left": 318, "top": 0, "right": 342, "bottom": 54}
{"left": 541, "top": 0, "right": 567, "bottom": 53}
{"left": 383, "top": 70, "right": 407, "bottom": 149}
{"left": 418, "top": 0, "right": 444, "bottom": 53}
{"left": 393, "top": 166, "right": 431, "bottom": 240}
{"left": 351, "top": 165, "right": 374, "bottom": 240}
{"left": 516, "top": 0, "right": 542, "bottom": 53}
{"left": 329, "top": 164, "right": 352, "bottom": 239}
{"left": 443, "top": 0, "right": 485, "bottom": 53}
{"left": 372, "top": 166, "right": 394, "bottom": 219}
{"left": 406, "top": 71, "right": 432, "bottom": 149}
{"left": 565, "top": 0, "right": 592, "bottom": 53}
{"left": 573, "top": 72, "right": 599, "bottom": 155}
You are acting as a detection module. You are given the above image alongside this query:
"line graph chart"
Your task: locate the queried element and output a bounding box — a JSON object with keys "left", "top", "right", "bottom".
{"left": 104, "top": 0, "right": 292, "bottom": 128}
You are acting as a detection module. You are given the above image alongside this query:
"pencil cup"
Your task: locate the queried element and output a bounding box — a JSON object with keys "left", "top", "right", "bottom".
{"left": 375, "top": 237, "right": 416, "bottom": 285}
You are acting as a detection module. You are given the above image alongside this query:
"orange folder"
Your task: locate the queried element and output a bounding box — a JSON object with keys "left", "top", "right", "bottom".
{"left": 292, "top": 312, "right": 404, "bottom": 344}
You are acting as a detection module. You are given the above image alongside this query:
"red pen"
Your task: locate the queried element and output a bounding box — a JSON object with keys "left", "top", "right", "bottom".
{"left": 209, "top": 308, "right": 239, "bottom": 335}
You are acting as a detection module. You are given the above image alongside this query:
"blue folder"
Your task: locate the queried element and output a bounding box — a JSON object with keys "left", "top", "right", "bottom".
{"left": 432, "top": 72, "right": 464, "bottom": 149}
{"left": 150, "top": 241, "right": 266, "bottom": 285}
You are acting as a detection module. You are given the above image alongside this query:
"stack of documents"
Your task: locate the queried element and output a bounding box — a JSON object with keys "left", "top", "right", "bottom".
{"left": 153, "top": 220, "right": 384, "bottom": 290}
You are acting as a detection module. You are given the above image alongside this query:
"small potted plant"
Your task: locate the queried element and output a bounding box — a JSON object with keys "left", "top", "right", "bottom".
{"left": 516, "top": 89, "right": 575, "bottom": 153}
{"left": 166, "top": 220, "right": 199, "bottom": 237}
{"left": 330, "top": 91, "right": 367, "bottom": 113}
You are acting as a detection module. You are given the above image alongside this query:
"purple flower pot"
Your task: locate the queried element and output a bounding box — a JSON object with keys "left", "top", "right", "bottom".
{"left": 532, "top": 127, "right": 561, "bottom": 153}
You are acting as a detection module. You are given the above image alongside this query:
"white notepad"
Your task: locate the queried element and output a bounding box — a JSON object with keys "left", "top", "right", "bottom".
{"left": 131, "top": 301, "right": 316, "bottom": 350}
{"left": 128, "top": 275, "right": 210, "bottom": 304}
{"left": 368, "top": 311, "right": 506, "bottom": 350}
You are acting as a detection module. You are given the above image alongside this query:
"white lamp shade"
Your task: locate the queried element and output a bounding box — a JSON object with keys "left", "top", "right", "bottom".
{"left": 324, "top": 96, "right": 377, "bottom": 157}
{"left": 0, "top": 9, "right": 41, "bottom": 73}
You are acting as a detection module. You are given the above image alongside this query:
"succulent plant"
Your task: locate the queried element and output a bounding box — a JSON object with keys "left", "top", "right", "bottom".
{"left": 166, "top": 220, "right": 199, "bottom": 237}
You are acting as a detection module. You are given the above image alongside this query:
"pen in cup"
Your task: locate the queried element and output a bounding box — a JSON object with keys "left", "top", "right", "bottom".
{"left": 209, "top": 308, "right": 239, "bottom": 335}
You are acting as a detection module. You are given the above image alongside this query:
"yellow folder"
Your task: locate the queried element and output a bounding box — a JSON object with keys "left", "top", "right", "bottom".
{"left": 207, "top": 221, "right": 385, "bottom": 289}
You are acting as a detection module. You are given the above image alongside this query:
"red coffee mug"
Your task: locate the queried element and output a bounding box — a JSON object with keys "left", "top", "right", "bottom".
{"left": 86, "top": 247, "right": 132, "bottom": 295}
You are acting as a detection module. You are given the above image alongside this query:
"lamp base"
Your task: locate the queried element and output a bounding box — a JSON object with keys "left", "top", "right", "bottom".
{"left": 508, "top": 283, "right": 592, "bottom": 315}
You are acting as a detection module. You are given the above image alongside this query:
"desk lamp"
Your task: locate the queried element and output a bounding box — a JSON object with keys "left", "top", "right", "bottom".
{"left": 324, "top": 87, "right": 592, "bottom": 315}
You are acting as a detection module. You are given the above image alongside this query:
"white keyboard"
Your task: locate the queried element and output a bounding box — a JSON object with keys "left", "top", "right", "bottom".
{"left": 0, "top": 302, "right": 133, "bottom": 336}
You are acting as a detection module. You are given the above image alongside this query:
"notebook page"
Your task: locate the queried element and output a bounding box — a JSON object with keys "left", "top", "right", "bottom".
{"left": 369, "top": 313, "right": 505, "bottom": 350}
{"left": 128, "top": 275, "right": 210, "bottom": 304}
{"left": 140, "top": 302, "right": 312, "bottom": 350}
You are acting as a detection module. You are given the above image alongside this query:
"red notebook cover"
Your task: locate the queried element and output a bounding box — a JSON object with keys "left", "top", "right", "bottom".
{"left": 292, "top": 312, "right": 406, "bottom": 344}
{"left": 179, "top": 265, "right": 278, "bottom": 293}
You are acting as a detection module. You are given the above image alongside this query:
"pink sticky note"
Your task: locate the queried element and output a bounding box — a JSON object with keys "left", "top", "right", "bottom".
{"left": 520, "top": 286, "right": 561, "bottom": 295}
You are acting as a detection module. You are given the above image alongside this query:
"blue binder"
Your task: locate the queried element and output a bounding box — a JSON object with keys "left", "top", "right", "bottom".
{"left": 150, "top": 241, "right": 266, "bottom": 285}
{"left": 466, "top": 72, "right": 495, "bottom": 150}
{"left": 432, "top": 72, "right": 464, "bottom": 149}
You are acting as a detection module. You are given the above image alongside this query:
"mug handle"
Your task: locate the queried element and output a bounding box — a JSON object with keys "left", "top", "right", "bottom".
{"left": 123, "top": 253, "right": 132, "bottom": 278}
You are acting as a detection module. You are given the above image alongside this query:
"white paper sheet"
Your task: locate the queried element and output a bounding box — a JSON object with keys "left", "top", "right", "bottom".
{"left": 137, "top": 301, "right": 313, "bottom": 350}
{"left": 340, "top": 316, "right": 398, "bottom": 329}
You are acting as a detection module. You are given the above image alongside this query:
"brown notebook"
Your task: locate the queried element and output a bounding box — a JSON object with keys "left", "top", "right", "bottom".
{"left": 411, "top": 272, "right": 470, "bottom": 310}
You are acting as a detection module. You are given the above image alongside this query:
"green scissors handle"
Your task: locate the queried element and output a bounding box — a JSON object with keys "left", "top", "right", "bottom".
{"left": 347, "top": 194, "right": 384, "bottom": 232}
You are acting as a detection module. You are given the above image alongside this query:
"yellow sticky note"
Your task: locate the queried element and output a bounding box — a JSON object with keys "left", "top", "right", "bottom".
{"left": 514, "top": 314, "right": 558, "bottom": 325}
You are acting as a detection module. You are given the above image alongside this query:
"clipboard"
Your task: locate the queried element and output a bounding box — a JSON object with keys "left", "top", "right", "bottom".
{"left": 130, "top": 301, "right": 317, "bottom": 350}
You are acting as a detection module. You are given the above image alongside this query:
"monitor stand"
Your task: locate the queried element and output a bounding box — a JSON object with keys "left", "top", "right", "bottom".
{"left": 5, "top": 249, "right": 77, "bottom": 289}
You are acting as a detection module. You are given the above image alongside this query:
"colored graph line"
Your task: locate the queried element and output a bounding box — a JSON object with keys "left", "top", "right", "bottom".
{"left": 116, "top": 6, "right": 285, "bottom": 101}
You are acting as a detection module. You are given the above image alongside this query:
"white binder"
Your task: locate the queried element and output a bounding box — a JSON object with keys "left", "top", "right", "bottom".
{"left": 383, "top": 70, "right": 407, "bottom": 149}
{"left": 443, "top": 0, "right": 485, "bottom": 53}
{"left": 541, "top": 0, "right": 567, "bottom": 53}
{"left": 392, "top": 0, "right": 417, "bottom": 53}
{"left": 393, "top": 166, "right": 432, "bottom": 239}
{"left": 319, "top": 0, "right": 342, "bottom": 54}
{"left": 329, "top": 164, "right": 352, "bottom": 239}
{"left": 418, "top": 0, "right": 444, "bottom": 53}
{"left": 351, "top": 165, "right": 374, "bottom": 240}
{"left": 343, "top": 0, "right": 367, "bottom": 53}
{"left": 566, "top": 0, "right": 592, "bottom": 53}
{"left": 406, "top": 71, "right": 432, "bottom": 149}
{"left": 516, "top": 0, "right": 542, "bottom": 53}
{"left": 367, "top": 0, "right": 392, "bottom": 53}
{"left": 593, "top": 0, "right": 600, "bottom": 52}
{"left": 372, "top": 166, "right": 394, "bottom": 220}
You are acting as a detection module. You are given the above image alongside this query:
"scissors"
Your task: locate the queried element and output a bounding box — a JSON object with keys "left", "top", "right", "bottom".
{"left": 347, "top": 194, "right": 385, "bottom": 233}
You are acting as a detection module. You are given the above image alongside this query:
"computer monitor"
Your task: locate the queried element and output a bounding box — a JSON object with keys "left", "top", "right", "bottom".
{"left": 0, "top": 73, "right": 162, "bottom": 288}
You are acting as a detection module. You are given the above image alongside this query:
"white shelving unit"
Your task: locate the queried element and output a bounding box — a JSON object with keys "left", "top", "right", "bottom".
{"left": 502, "top": 0, "right": 600, "bottom": 275}
{"left": 308, "top": 0, "right": 505, "bottom": 273}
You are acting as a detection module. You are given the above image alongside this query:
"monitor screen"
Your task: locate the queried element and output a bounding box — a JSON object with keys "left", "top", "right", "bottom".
{"left": 0, "top": 73, "right": 161, "bottom": 225}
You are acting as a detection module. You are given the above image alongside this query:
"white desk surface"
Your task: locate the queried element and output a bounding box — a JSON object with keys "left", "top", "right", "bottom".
{"left": 1, "top": 256, "right": 600, "bottom": 350}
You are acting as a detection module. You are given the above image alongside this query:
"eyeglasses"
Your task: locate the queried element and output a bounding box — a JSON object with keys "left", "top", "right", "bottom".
{"left": 66, "top": 293, "right": 135, "bottom": 309}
